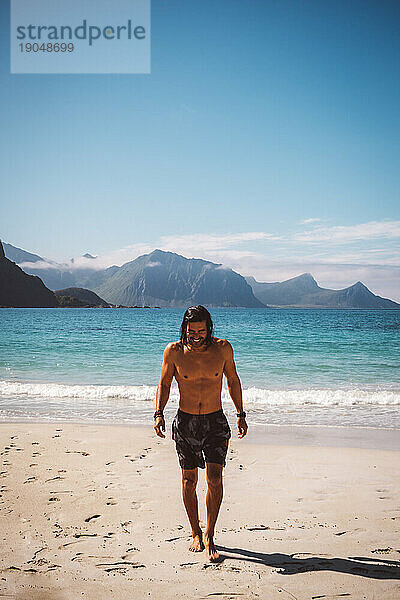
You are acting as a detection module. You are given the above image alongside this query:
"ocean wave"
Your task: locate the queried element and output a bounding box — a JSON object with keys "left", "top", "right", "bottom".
{"left": 244, "top": 387, "right": 400, "bottom": 406}
{"left": 0, "top": 381, "right": 159, "bottom": 402}
{"left": 0, "top": 380, "right": 399, "bottom": 407}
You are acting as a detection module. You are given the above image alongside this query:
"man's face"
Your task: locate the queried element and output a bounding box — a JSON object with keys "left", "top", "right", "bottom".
{"left": 186, "top": 321, "right": 207, "bottom": 348}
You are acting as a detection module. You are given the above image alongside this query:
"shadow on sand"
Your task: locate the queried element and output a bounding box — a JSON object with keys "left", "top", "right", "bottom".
{"left": 215, "top": 546, "right": 400, "bottom": 579}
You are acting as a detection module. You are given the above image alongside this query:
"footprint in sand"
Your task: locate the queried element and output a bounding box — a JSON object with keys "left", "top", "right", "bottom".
{"left": 52, "top": 524, "right": 63, "bottom": 537}
{"left": 371, "top": 547, "right": 393, "bottom": 554}
{"left": 311, "top": 595, "right": 350, "bottom": 599}
{"left": 96, "top": 561, "right": 145, "bottom": 572}
{"left": 71, "top": 552, "right": 83, "bottom": 562}
{"left": 7, "top": 562, "right": 40, "bottom": 574}
{"left": 121, "top": 547, "right": 140, "bottom": 559}
{"left": 85, "top": 514, "right": 101, "bottom": 523}
{"left": 106, "top": 499, "right": 117, "bottom": 506}
{"left": 61, "top": 540, "right": 83, "bottom": 548}
{"left": 129, "top": 448, "right": 152, "bottom": 462}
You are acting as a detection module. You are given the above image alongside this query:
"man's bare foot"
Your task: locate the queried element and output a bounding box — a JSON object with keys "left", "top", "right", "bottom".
{"left": 204, "top": 535, "right": 219, "bottom": 562}
{"left": 189, "top": 533, "right": 204, "bottom": 552}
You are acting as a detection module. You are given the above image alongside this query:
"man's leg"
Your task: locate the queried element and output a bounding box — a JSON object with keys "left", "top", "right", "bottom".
{"left": 204, "top": 462, "right": 223, "bottom": 561}
{"left": 181, "top": 468, "right": 204, "bottom": 552}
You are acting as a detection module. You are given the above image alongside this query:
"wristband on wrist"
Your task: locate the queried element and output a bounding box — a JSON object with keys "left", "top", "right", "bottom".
{"left": 237, "top": 411, "right": 246, "bottom": 418}
{"left": 154, "top": 410, "right": 164, "bottom": 419}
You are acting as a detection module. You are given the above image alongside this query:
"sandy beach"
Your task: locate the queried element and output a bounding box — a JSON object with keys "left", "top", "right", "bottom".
{"left": 0, "top": 422, "right": 399, "bottom": 599}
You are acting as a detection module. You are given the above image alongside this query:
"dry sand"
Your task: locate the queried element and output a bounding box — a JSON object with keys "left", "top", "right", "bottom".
{"left": 0, "top": 422, "right": 399, "bottom": 599}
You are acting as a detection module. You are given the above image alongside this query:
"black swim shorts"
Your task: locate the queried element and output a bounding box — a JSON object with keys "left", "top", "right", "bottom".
{"left": 172, "top": 408, "right": 231, "bottom": 470}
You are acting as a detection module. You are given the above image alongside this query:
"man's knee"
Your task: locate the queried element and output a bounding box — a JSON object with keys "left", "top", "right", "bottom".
{"left": 206, "top": 463, "right": 223, "bottom": 487}
{"left": 182, "top": 469, "right": 198, "bottom": 491}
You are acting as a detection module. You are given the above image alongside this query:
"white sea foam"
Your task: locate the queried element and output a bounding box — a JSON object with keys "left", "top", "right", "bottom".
{"left": 0, "top": 380, "right": 159, "bottom": 402}
{"left": 0, "top": 380, "right": 399, "bottom": 407}
{"left": 244, "top": 387, "right": 400, "bottom": 406}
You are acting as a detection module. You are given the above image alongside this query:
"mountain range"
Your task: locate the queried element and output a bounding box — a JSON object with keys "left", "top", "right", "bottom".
{"left": 2, "top": 244, "right": 262, "bottom": 308}
{"left": 2, "top": 241, "right": 400, "bottom": 309}
{"left": 245, "top": 273, "right": 400, "bottom": 309}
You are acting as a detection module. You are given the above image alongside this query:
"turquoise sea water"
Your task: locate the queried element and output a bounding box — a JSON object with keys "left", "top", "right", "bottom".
{"left": 0, "top": 308, "right": 399, "bottom": 429}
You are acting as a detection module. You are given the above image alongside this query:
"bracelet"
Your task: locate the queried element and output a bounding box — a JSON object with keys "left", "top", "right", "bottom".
{"left": 154, "top": 410, "right": 164, "bottom": 419}
{"left": 237, "top": 411, "right": 246, "bottom": 418}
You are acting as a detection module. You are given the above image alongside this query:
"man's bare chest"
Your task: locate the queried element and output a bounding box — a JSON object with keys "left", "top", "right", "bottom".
{"left": 175, "top": 350, "right": 225, "bottom": 381}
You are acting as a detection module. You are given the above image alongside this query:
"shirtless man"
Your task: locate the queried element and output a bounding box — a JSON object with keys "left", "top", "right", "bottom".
{"left": 154, "top": 305, "right": 248, "bottom": 562}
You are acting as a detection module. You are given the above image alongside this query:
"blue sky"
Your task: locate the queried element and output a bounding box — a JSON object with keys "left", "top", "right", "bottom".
{"left": 1, "top": 0, "right": 399, "bottom": 299}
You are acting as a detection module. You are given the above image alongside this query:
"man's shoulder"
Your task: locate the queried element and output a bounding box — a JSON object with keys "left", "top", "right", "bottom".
{"left": 211, "top": 337, "right": 232, "bottom": 352}
{"left": 165, "top": 341, "right": 182, "bottom": 354}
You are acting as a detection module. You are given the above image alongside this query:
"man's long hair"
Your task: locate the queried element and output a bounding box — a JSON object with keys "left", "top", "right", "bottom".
{"left": 180, "top": 305, "right": 214, "bottom": 348}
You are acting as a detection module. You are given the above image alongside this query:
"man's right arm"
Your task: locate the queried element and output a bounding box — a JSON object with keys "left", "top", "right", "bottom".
{"left": 154, "top": 344, "right": 175, "bottom": 438}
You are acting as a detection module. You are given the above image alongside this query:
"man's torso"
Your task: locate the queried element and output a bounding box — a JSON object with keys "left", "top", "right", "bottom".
{"left": 169, "top": 337, "right": 227, "bottom": 414}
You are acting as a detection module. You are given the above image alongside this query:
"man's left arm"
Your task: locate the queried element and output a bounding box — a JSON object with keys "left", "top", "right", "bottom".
{"left": 223, "top": 341, "right": 248, "bottom": 438}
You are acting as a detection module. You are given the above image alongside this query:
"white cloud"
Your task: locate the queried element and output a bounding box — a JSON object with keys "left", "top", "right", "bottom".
{"left": 300, "top": 217, "right": 322, "bottom": 224}
{"left": 159, "top": 232, "right": 279, "bottom": 255}
{"left": 301, "top": 250, "right": 400, "bottom": 267}
{"left": 69, "top": 243, "right": 154, "bottom": 270}
{"left": 19, "top": 260, "right": 69, "bottom": 271}
{"left": 295, "top": 220, "right": 400, "bottom": 242}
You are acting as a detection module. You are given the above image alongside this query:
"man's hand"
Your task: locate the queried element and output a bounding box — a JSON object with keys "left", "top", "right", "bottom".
{"left": 154, "top": 416, "right": 166, "bottom": 438}
{"left": 237, "top": 416, "right": 248, "bottom": 438}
